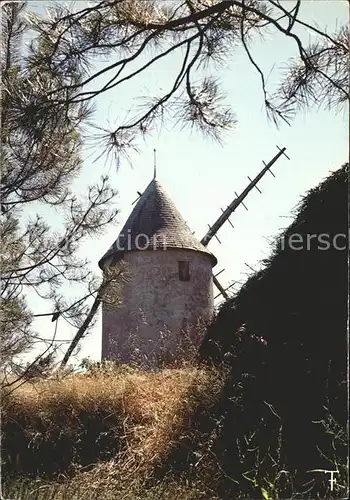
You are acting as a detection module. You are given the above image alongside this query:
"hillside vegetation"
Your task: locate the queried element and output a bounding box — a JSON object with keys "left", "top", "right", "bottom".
{"left": 154, "top": 163, "right": 348, "bottom": 498}
{"left": 2, "top": 164, "right": 348, "bottom": 499}
{"left": 196, "top": 163, "right": 348, "bottom": 496}
{"left": 2, "top": 364, "right": 224, "bottom": 498}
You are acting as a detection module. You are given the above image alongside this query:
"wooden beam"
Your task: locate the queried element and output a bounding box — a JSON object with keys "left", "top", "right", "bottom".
{"left": 201, "top": 146, "right": 289, "bottom": 247}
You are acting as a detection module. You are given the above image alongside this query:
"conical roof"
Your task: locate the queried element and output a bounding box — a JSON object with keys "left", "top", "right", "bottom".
{"left": 98, "top": 179, "right": 217, "bottom": 269}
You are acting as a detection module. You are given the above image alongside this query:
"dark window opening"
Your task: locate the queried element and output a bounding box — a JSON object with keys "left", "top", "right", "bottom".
{"left": 178, "top": 261, "right": 190, "bottom": 281}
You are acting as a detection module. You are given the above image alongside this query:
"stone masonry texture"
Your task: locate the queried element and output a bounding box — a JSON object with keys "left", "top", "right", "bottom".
{"left": 102, "top": 248, "right": 214, "bottom": 364}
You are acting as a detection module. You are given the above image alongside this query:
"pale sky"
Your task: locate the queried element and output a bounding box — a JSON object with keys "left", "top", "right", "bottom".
{"left": 22, "top": 1, "right": 348, "bottom": 365}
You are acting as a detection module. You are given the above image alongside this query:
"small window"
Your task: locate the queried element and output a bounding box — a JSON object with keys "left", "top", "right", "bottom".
{"left": 178, "top": 261, "right": 190, "bottom": 281}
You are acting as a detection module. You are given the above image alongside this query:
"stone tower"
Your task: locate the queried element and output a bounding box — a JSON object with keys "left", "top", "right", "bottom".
{"left": 98, "top": 178, "right": 217, "bottom": 364}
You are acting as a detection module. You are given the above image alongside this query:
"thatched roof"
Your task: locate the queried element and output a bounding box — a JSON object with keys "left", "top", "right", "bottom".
{"left": 99, "top": 179, "right": 217, "bottom": 269}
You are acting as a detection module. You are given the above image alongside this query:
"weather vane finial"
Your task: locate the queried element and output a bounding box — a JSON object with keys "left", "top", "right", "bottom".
{"left": 153, "top": 148, "right": 157, "bottom": 180}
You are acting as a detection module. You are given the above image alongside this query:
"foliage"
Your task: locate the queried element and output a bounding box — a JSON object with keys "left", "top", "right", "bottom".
{"left": 0, "top": 2, "right": 123, "bottom": 375}
{"left": 0, "top": 296, "right": 33, "bottom": 365}
{"left": 2, "top": 364, "right": 347, "bottom": 499}
{"left": 192, "top": 163, "right": 349, "bottom": 496}
{"left": 4, "top": 475, "right": 220, "bottom": 500}
{"left": 24, "top": 0, "right": 348, "bottom": 157}
{"left": 1, "top": 364, "right": 221, "bottom": 478}
{"left": 0, "top": 0, "right": 348, "bottom": 378}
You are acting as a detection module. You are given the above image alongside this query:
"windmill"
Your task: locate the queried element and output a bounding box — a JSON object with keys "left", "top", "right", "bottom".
{"left": 61, "top": 146, "right": 290, "bottom": 368}
{"left": 199, "top": 145, "right": 290, "bottom": 300}
{"left": 130, "top": 145, "right": 290, "bottom": 302}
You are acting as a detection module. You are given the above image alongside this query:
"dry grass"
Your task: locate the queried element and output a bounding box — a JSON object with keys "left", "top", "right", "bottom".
{"left": 4, "top": 474, "right": 221, "bottom": 499}
{"left": 2, "top": 364, "right": 347, "bottom": 499}
{"left": 2, "top": 363, "right": 223, "bottom": 494}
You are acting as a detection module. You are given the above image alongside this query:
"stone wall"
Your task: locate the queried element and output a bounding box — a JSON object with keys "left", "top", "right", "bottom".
{"left": 102, "top": 248, "right": 214, "bottom": 364}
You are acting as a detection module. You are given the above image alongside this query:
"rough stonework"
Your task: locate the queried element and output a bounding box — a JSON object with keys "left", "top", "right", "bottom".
{"left": 99, "top": 179, "right": 217, "bottom": 365}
